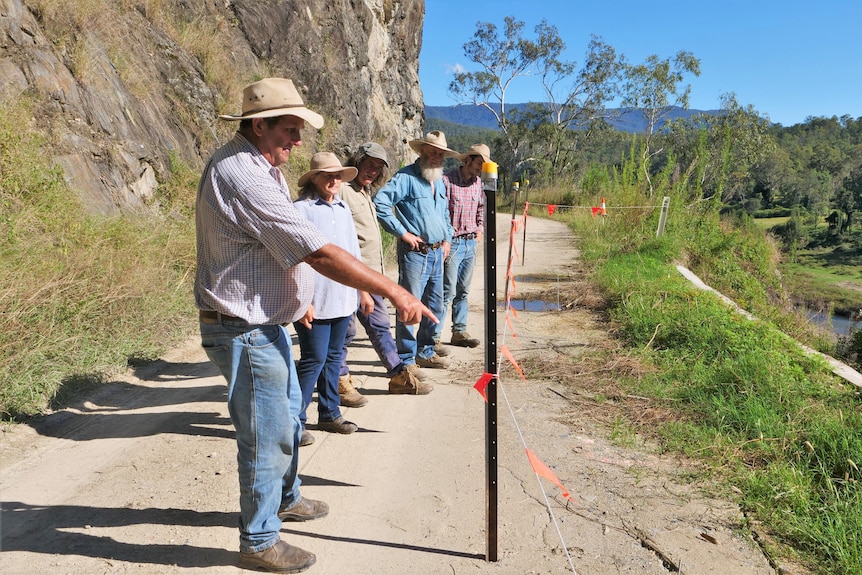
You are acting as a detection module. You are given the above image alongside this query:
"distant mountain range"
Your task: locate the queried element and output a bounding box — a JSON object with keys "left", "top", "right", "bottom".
{"left": 425, "top": 103, "right": 721, "bottom": 133}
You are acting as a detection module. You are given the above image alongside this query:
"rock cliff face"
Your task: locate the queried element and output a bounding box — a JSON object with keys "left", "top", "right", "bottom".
{"left": 0, "top": 0, "right": 425, "bottom": 214}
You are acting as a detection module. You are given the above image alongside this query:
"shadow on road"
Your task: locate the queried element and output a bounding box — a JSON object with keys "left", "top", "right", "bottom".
{"left": 22, "top": 359, "right": 233, "bottom": 442}
{"left": 283, "top": 527, "right": 484, "bottom": 560}
{"left": 1, "top": 501, "right": 239, "bottom": 568}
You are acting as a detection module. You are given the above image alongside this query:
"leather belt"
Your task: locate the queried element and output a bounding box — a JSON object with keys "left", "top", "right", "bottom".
{"left": 200, "top": 310, "right": 247, "bottom": 324}
{"left": 408, "top": 241, "right": 442, "bottom": 254}
{"left": 454, "top": 232, "right": 477, "bottom": 240}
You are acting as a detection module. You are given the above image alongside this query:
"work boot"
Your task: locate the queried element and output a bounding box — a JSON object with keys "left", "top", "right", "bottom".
{"left": 299, "top": 430, "right": 315, "bottom": 447}
{"left": 451, "top": 331, "right": 480, "bottom": 348}
{"left": 433, "top": 341, "right": 451, "bottom": 356}
{"left": 278, "top": 497, "right": 330, "bottom": 522}
{"left": 416, "top": 353, "right": 450, "bottom": 369}
{"left": 239, "top": 540, "right": 315, "bottom": 573}
{"left": 404, "top": 363, "right": 429, "bottom": 381}
{"left": 338, "top": 374, "right": 368, "bottom": 408}
{"left": 389, "top": 367, "right": 434, "bottom": 395}
{"left": 318, "top": 416, "right": 358, "bottom": 434}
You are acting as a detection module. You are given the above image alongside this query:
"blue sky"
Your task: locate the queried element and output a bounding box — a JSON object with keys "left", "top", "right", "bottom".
{"left": 420, "top": 0, "right": 862, "bottom": 126}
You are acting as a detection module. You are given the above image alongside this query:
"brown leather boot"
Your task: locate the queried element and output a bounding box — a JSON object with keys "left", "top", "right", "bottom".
{"left": 338, "top": 374, "right": 368, "bottom": 407}
{"left": 451, "top": 331, "right": 480, "bottom": 347}
{"left": 416, "top": 353, "right": 450, "bottom": 369}
{"left": 239, "top": 540, "right": 315, "bottom": 573}
{"left": 433, "top": 341, "right": 451, "bottom": 356}
{"left": 404, "top": 363, "right": 429, "bottom": 381}
{"left": 389, "top": 367, "right": 433, "bottom": 395}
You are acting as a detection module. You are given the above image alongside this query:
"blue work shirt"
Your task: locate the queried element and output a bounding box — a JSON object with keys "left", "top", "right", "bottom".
{"left": 373, "top": 161, "right": 454, "bottom": 245}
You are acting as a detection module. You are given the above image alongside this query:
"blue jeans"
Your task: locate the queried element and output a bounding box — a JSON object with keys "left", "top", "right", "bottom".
{"left": 339, "top": 292, "right": 403, "bottom": 378}
{"left": 293, "top": 316, "right": 351, "bottom": 426}
{"left": 396, "top": 242, "right": 444, "bottom": 363}
{"left": 435, "top": 236, "right": 477, "bottom": 340}
{"left": 200, "top": 319, "right": 301, "bottom": 553}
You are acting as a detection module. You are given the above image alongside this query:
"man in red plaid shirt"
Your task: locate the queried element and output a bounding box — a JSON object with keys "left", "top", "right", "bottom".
{"left": 434, "top": 144, "right": 490, "bottom": 348}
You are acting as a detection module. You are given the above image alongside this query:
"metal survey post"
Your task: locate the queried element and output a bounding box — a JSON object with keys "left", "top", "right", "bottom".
{"left": 503, "top": 181, "right": 519, "bottom": 306}
{"left": 481, "top": 161, "right": 499, "bottom": 562}
{"left": 656, "top": 196, "right": 671, "bottom": 237}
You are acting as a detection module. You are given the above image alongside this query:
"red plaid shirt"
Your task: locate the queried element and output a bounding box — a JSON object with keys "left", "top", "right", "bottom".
{"left": 443, "top": 167, "right": 484, "bottom": 236}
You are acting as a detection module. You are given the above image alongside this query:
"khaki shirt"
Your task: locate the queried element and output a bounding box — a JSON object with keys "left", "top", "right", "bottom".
{"left": 340, "top": 180, "right": 385, "bottom": 274}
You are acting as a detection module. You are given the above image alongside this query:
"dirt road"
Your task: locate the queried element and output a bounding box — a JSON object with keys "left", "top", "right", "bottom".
{"left": 0, "top": 214, "right": 775, "bottom": 574}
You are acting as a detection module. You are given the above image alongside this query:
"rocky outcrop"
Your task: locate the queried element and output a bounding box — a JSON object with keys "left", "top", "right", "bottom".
{"left": 0, "top": 0, "right": 425, "bottom": 214}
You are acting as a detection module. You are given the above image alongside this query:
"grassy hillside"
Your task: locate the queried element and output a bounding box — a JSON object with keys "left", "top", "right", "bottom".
{"left": 521, "top": 175, "right": 859, "bottom": 572}
{"left": 0, "top": 95, "right": 198, "bottom": 419}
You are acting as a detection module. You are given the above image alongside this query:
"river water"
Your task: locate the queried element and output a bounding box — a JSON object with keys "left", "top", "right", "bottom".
{"left": 808, "top": 311, "right": 861, "bottom": 337}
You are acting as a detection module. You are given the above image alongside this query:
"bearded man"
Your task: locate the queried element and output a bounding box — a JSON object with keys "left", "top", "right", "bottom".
{"left": 374, "top": 131, "right": 458, "bottom": 371}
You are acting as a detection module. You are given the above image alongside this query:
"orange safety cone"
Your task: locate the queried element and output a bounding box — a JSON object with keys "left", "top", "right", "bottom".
{"left": 601, "top": 197, "right": 607, "bottom": 216}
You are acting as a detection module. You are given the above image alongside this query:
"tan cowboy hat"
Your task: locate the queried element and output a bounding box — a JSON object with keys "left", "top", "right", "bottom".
{"left": 297, "top": 152, "right": 358, "bottom": 188}
{"left": 219, "top": 78, "right": 324, "bottom": 129}
{"left": 408, "top": 130, "right": 459, "bottom": 157}
{"left": 458, "top": 143, "right": 492, "bottom": 164}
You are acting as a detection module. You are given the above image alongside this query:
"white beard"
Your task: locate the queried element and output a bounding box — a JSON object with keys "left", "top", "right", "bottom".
{"left": 420, "top": 165, "right": 443, "bottom": 183}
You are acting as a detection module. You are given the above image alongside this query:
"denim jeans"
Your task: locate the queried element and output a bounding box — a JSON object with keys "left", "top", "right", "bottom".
{"left": 396, "top": 242, "right": 444, "bottom": 363}
{"left": 293, "top": 316, "right": 351, "bottom": 426}
{"left": 435, "top": 236, "right": 477, "bottom": 340}
{"left": 339, "top": 292, "right": 403, "bottom": 378}
{"left": 200, "top": 319, "right": 301, "bottom": 553}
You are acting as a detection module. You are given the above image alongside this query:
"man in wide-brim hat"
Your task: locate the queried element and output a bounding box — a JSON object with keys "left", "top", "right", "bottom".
{"left": 434, "top": 143, "right": 491, "bottom": 350}
{"left": 195, "top": 77, "right": 436, "bottom": 574}
{"left": 338, "top": 142, "right": 435, "bottom": 399}
{"left": 374, "top": 131, "right": 457, "bottom": 380}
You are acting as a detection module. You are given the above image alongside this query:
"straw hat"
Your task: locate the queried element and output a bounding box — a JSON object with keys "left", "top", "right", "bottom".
{"left": 458, "top": 143, "right": 492, "bottom": 164}
{"left": 219, "top": 78, "right": 324, "bottom": 129}
{"left": 297, "top": 152, "right": 358, "bottom": 187}
{"left": 408, "top": 130, "right": 459, "bottom": 157}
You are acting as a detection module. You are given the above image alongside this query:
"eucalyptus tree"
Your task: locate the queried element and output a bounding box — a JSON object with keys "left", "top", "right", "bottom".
{"left": 448, "top": 17, "right": 620, "bottom": 187}
{"left": 619, "top": 51, "right": 701, "bottom": 195}
{"left": 517, "top": 34, "right": 622, "bottom": 184}
{"left": 664, "top": 93, "right": 771, "bottom": 205}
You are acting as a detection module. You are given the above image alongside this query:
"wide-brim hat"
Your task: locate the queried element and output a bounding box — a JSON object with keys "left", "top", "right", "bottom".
{"left": 408, "top": 130, "right": 459, "bottom": 157}
{"left": 219, "top": 78, "right": 324, "bottom": 129}
{"left": 297, "top": 152, "right": 358, "bottom": 188}
{"left": 458, "top": 143, "right": 492, "bottom": 164}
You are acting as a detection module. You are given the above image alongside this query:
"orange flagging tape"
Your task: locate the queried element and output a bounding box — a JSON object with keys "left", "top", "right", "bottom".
{"left": 547, "top": 204, "right": 557, "bottom": 216}
{"left": 501, "top": 345, "right": 527, "bottom": 380}
{"left": 505, "top": 314, "right": 519, "bottom": 345}
{"left": 526, "top": 448, "right": 575, "bottom": 503}
{"left": 508, "top": 303, "right": 519, "bottom": 320}
{"left": 473, "top": 372, "right": 494, "bottom": 401}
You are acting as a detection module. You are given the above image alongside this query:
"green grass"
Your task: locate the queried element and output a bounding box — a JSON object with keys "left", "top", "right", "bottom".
{"left": 562, "top": 190, "right": 862, "bottom": 573}
{"left": 0, "top": 95, "right": 198, "bottom": 419}
{"left": 752, "top": 215, "right": 790, "bottom": 230}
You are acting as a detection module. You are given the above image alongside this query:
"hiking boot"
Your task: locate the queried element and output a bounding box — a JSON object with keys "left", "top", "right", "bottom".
{"left": 433, "top": 341, "right": 451, "bottom": 357}
{"left": 451, "top": 331, "right": 480, "bottom": 348}
{"left": 239, "top": 540, "right": 315, "bottom": 573}
{"left": 299, "top": 430, "right": 315, "bottom": 447}
{"left": 338, "top": 374, "right": 368, "bottom": 408}
{"left": 404, "top": 363, "right": 429, "bottom": 381}
{"left": 389, "top": 368, "right": 434, "bottom": 395}
{"left": 317, "top": 416, "right": 358, "bottom": 434}
{"left": 416, "top": 353, "right": 450, "bottom": 369}
{"left": 278, "top": 497, "right": 330, "bottom": 522}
